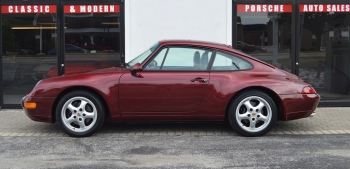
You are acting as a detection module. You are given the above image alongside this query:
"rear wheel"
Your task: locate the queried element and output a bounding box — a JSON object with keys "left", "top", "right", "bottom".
{"left": 56, "top": 91, "right": 105, "bottom": 137}
{"left": 228, "top": 90, "right": 277, "bottom": 137}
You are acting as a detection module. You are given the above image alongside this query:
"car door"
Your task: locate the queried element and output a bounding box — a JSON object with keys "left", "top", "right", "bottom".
{"left": 119, "top": 46, "right": 213, "bottom": 113}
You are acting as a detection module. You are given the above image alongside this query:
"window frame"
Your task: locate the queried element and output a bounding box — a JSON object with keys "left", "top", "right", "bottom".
{"left": 142, "top": 45, "right": 215, "bottom": 72}
{"left": 209, "top": 50, "right": 254, "bottom": 72}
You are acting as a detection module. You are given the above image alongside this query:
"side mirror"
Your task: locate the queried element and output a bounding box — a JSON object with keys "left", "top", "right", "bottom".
{"left": 130, "top": 63, "right": 143, "bottom": 75}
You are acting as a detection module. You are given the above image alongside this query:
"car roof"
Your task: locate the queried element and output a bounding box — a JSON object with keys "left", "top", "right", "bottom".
{"left": 159, "top": 40, "right": 233, "bottom": 51}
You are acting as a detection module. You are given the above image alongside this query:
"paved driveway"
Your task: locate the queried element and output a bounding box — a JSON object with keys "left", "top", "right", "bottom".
{"left": 0, "top": 108, "right": 349, "bottom": 137}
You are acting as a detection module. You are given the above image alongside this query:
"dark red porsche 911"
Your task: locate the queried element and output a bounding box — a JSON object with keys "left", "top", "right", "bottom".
{"left": 22, "top": 40, "right": 320, "bottom": 137}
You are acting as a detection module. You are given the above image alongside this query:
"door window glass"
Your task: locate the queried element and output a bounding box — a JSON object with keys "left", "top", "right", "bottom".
{"left": 144, "top": 48, "right": 167, "bottom": 70}
{"left": 160, "top": 47, "right": 212, "bottom": 71}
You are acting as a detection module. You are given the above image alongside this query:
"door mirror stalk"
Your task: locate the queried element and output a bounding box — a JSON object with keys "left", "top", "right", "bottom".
{"left": 130, "top": 63, "right": 143, "bottom": 76}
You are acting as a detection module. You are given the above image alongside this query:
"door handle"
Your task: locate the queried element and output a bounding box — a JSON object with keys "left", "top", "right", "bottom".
{"left": 191, "top": 77, "right": 208, "bottom": 83}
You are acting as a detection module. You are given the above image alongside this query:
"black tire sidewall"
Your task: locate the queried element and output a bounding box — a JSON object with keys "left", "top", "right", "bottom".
{"left": 56, "top": 91, "right": 105, "bottom": 137}
{"left": 228, "top": 90, "right": 277, "bottom": 137}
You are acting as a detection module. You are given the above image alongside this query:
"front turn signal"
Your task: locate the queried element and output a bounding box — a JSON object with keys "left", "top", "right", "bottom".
{"left": 24, "top": 102, "right": 37, "bottom": 109}
{"left": 302, "top": 86, "right": 316, "bottom": 94}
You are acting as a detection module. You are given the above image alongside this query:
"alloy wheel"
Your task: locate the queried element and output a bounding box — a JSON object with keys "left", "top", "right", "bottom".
{"left": 61, "top": 96, "right": 98, "bottom": 133}
{"left": 235, "top": 96, "right": 272, "bottom": 133}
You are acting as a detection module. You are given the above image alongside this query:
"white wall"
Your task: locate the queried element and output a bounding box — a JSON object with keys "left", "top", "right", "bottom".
{"left": 125, "top": 0, "right": 232, "bottom": 62}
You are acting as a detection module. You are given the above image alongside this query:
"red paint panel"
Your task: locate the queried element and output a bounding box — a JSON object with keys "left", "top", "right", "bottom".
{"left": 279, "top": 94, "right": 320, "bottom": 120}
{"left": 238, "top": 4, "right": 292, "bottom": 13}
{"left": 64, "top": 5, "right": 120, "bottom": 13}
{"left": 300, "top": 4, "right": 350, "bottom": 12}
{"left": 23, "top": 97, "right": 56, "bottom": 123}
{"left": 1, "top": 5, "right": 56, "bottom": 14}
{"left": 119, "top": 72, "right": 209, "bottom": 113}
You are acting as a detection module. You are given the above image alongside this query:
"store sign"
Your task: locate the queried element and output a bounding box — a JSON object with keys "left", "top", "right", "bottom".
{"left": 300, "top": 4, "right": 350, "bottom": 12}
{"left": 238, "top": 4, "right": 292, "bottom": 12}
{"left": 1, "top": 5, "right": 56, "bottom": 14}
{"left": 64, "top": 5, "right": 120, "bottom": 13}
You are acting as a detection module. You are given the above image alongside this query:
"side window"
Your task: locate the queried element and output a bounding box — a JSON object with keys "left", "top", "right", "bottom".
{"left": 212, "top": 51, "right": 252, "bottom": 71}
{"left": 145, "top": 47, "right": 212, "bottom": 71}
{"left": 161, "top": 47, "right": 212, "bottom": 71}
{"left": 144, "top": 48, "right": 167, "bottom": 70}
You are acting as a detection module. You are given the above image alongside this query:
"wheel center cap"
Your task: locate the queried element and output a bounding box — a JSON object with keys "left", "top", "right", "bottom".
{"left": 77, "top": 113, "right": 81, "bottom": 116}
{"left": 252, "top": 113, "right": 256, "bottom": 117}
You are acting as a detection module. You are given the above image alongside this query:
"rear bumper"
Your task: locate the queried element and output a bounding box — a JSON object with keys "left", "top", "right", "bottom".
{"left": 309, "top": 112, "right": 316, "bottom": 117}
{"left": 279, "top": 93, "right": 320, "bottom": 121}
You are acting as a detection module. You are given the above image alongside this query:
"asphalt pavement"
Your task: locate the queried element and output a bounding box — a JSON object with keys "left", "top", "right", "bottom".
{"left": 1, "top": 107, "right": 350, "bottom": 168}
{"left": 1, "top": 134, "right": 350, "bottom": 168}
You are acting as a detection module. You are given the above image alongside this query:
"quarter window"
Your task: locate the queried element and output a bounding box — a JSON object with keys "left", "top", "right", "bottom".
{"left": 212, "top": 51, "right": 252, "bottom": 71}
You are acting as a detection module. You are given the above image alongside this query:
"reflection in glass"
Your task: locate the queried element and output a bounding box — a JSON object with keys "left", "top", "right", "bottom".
{"left": 61, "top": 12, "right": 120, "bottom": 77}
{"left": 299, "top": 11, "right": 350, "bottom": 101}
{"left": 2, "top": 13, "right": 57, "bottom": 104}
{"left": 237, "top": 12, "right": 292, "bottom": 72}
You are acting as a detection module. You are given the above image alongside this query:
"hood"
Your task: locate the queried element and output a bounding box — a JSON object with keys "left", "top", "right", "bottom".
{"left": 87, "top": 66, "right": 127, "bottom": 73}
{"left": 46, "top": 64, "right": 127, "bottom": 78}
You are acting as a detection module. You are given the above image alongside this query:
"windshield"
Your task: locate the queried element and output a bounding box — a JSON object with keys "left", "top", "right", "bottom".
{"left": 126, "top": 42, "right": 159, "bottom": 68}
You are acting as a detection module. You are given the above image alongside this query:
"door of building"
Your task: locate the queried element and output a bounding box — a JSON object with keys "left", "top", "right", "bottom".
{"left": 60, "top": 0, "right": 124, "bottom": 78}
{"left": 298, "top": 0, "right": 350, "bottom": 106}
{"left": 234, "top": 0, "right": 296, "bottom": 75}
{"left": 0, "top": 0, "right": 124, "bottom": 108}
{"left": 0, "top": 0, "right": 59, "bottom": 108}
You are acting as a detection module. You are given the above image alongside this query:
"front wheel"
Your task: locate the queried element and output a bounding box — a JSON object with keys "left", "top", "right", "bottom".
{"left": 56, "top": 91, "right": 105, "bottom": 137}
{"left": 228, "top": 90, "right": 277, "bottom": 137}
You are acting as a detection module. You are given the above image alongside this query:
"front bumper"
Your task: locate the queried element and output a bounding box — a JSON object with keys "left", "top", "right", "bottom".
{"left": 22, "top": 94, "right": 56, "bottom": 123}
{"left": 21, "top": 95, "right": 27, "bottom": 108}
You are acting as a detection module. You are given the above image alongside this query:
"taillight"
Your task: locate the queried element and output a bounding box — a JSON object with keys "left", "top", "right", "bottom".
{"left": 302, "top": 86, "right": 316, "bottom": 94}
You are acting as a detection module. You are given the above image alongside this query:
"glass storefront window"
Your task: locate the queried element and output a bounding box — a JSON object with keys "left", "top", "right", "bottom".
{"left": 57, "top": 4, "right": 121, "bottom": 77}
{"left": 299, "top": 4, "right": 350, "bottom": 102}
{"left": 237, "top": 4, "right": 292, "bottom": 72}
{"left": 1, "top": 4, "right": 57, "bottom": 104}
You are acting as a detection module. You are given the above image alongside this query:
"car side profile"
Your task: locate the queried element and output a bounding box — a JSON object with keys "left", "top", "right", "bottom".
{"left": 22, "top": 40, "right": 320, "bottom": 137}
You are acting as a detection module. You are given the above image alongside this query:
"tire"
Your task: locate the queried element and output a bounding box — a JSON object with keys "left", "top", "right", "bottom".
{"left": 56, "top": 90, "right": 105, "bottom": 137}
{"left": 228, "top": 90, "right": 277, "bottom": 137}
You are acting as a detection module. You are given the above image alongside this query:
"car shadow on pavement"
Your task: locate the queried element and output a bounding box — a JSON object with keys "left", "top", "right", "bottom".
{"left": 98, "top": 121, "right": 236, "bottom": 136}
